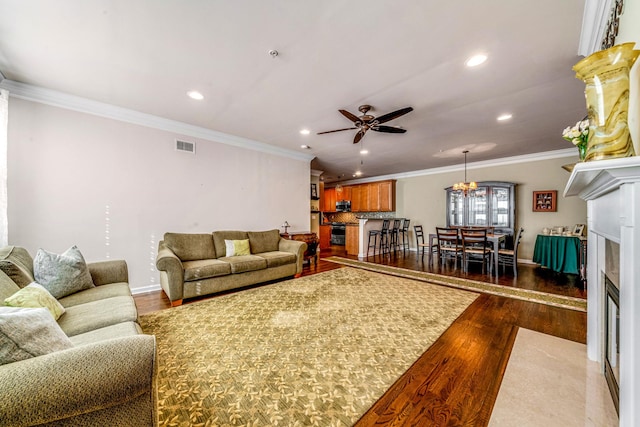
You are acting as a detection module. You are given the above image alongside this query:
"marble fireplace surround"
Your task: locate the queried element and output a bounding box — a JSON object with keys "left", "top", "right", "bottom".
{"left": 565, "top": 156, "right": 640, "bottom": 426}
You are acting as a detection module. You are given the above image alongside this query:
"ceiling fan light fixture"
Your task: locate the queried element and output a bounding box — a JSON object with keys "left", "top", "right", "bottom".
{"left": 465, "top": 54, "right": 487, "bottom": 67}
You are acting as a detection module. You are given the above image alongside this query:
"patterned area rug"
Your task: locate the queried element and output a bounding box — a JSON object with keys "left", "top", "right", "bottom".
{"left": 139, "top": 267, "right": 478, "bottom": 426}
{"left": 325, "top": 257, "right": 587, "bottom": 312}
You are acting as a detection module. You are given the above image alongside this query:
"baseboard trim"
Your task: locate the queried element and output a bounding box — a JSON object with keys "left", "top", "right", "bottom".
{"left": 131, "top": 283, "right": 162, "bottom": 295}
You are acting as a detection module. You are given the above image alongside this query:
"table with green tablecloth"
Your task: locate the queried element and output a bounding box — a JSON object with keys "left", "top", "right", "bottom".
{"left": 532, "top": 234, "right": 585, "bottom": 276}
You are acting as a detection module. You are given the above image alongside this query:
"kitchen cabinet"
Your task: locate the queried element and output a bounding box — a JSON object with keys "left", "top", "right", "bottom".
{"left": 319, "top": 225, "right": 331, "bottom": 250}
{"left": 322, "top": 188, "right": 336, "bottom": 212}
{"left": 323, "top": 179, "right": 396, "bottom": 212}
{"left": 345, "top": 225, "right": 359, "bottom": 255}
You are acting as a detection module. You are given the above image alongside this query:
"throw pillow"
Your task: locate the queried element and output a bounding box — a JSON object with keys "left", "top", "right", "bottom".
{"left": 4, "top": 282, "right": 66, "bottom": 320}
{"left": 0, "top": 306, "right": 73, "bottom": 366}
{"left": 0, "top": 246, "right": 36, "bottom": 288}
{"left": 224, "top": 239, "right": 251, "bottom": 257}
{"left": 33, "top": 246, "right": 95, "bottom": 299}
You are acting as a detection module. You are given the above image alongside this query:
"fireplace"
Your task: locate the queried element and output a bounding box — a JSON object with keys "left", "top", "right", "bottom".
{"left": 564, "top": 156, "right": 640, "bottom": 426}
{"left": 604, "top": 274, "right": 619, "bottom": 414}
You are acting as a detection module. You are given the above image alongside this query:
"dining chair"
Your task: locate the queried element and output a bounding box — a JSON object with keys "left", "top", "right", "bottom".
{"left": 498, "top": 227, "right": 524, "bottom": 276}
{"left": 435, "top": 227, "right": 463, "bottom": 269}
{"left": 414, "top": 225, "right": 436, "bottom": 263}
{"left": 460, "top": 228, "right": 492, "bottom": 274}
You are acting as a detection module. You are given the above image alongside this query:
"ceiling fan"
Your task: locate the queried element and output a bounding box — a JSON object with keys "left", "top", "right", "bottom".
{"left": 317, "top": 104, "right": 413, "bottom": 144}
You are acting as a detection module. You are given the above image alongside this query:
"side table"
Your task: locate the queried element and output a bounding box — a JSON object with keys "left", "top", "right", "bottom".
{"left": 281, "top": 231, "right": 319, "bottom": 265}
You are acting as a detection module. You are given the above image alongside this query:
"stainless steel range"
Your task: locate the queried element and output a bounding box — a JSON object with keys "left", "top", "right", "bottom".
{"left": 330, "top": 222, "right": 346, "bottom": 246}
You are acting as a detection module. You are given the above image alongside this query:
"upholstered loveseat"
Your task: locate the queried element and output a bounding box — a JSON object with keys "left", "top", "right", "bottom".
{"left": 0, "top": 246, "right": 157, "bottom": 427}
{"left": 156, "top": 229, "right": 307, "bottom": 306}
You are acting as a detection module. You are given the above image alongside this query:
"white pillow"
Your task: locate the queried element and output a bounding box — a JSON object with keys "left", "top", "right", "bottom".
{"left": 0, "top": 307, "right": 73, "bottom": 366}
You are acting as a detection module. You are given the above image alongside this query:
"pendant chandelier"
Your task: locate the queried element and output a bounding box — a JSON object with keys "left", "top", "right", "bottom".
{"left": 453, "top": 150, "right": 477, "bottom": 196}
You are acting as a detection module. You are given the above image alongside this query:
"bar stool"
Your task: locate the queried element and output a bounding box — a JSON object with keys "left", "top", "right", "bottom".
{"left": 389, "top": 219, "right": 402, "bottom": 253}
{"left": 399, "top": 219, "right": 410, "bottom": 253}
{"left": 367, "top": 219, "right": 390, "bottom": 256}
{"left": 368, "top": 219, "right": 391, "bottom": 256}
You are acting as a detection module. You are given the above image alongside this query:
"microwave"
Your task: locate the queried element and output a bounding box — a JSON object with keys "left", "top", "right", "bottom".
{"left": 336, "top": 200, "right": 351, "bottom": 212}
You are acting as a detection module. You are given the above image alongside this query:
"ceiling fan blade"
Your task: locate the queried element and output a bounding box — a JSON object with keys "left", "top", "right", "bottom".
{"left": 317, "top": 127, "right": 358, "bottom": 135}
{"left": 375, "top": 107, "right": 414, "bottom": 124}
{"left": 353, "top": 130, "right": 366, "bottom": 144}
{"left": 372, "top": 125, "right": 407, "bottom": 134}
{"left": 339, "top": 109, "right": 361, "bottom": 123}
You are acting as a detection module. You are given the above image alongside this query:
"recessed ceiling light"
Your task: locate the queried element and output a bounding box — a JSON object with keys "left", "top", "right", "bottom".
{"left": 354, "top": 171, "right": 363, "bottom": 176}
{"left": 360, "top": 149, "right": 369, "bottom": 155}
{"left": 300, "top": 145, "right": 311, "bottom": 149}
{"left": 497, "top": 113, "right": 513, "bottom": 121}
{"left": 300, "top": 129, "right": 311, "bottom": 135}
{"left": 465, "top": 54, "right": 487, "bottom": 67}
{"left": 187, "top": 90, "right": 204, "bottom": 100}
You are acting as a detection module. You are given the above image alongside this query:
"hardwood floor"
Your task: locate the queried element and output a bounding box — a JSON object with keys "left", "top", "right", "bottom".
{"left": 134, "top": 246, "right": 587, "bottom": 426}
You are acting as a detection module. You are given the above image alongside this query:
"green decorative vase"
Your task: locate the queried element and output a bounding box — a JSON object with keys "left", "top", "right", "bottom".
{"left": 573, "top": 43, "right": 639, "bottom": 161}
{"left": 577, "top": 141, "right": 587, "bottom": 162}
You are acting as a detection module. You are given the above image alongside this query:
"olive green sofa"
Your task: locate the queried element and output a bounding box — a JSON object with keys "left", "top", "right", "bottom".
{"left": 156, "top": 229, "right": 307, "bottom": 306}
{"left": 0, "top": 246, "right": 157, "bottom": 427}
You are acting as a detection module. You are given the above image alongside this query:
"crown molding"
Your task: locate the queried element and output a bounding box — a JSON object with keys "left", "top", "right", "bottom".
{"left": 310, "top": 169, "right": 323, "bottom": 177}
{"left": 335, "top": 148, "right": 579, "bottom": 186}
{"left": 578, "top": 0, "right": 615, "bottom": 56}
{"left": 0, "top": 79, "right": 315, "bottom": 163}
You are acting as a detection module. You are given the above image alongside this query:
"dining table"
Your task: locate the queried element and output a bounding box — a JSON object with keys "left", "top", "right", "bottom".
{"left": 429, "top": 232, "right": 506, "bottom": 276}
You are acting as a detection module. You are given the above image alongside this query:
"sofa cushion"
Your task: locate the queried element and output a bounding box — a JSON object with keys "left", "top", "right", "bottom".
{"left": 256, "top": 251, "right": 297, "bottom": 268}
{"left": 164, "top": 233, "right": 216, "bottom": 261}
{"left": 212, "top": 231, "right": 249, "bottom": 257}
{"left": 247, "top": 230, "right": 281, "bottom": 254}
{"left": 57, "top": 296, "right": 138, "bottom": 337}
{"left": 69, "top": 321, "right": 142, "bottom": 347}
{"left": 0, "top": 271, "right": 21, "bottom": 301}
{"left": 0, "top": 307, "right": 74, "bottom": 366}
{"left": 33, "top": 246, "right": 95, "bottom": 299}
{"left": 225, "top": 239, "right": 250, "bottom": 257}
{"left": 4, "top": 282, "right": 66, "bottom": 320}
{"left": 217, "top": 255, "right": 267, "bottom": 274}
{"left": 182, "top": 259, "right": 232, "bottom": 281}
{"left": 57, "top": 282, "right": 132, "bottom": 308}
{"left": 0, "top": 246, "right": 35, "bottom": 288}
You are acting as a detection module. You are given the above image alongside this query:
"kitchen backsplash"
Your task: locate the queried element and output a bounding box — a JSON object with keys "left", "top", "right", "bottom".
{"left": 323, "top": 212, "right": 396, "bottom": 223}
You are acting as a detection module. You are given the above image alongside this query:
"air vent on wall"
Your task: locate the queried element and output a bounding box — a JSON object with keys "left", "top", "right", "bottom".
{"left": 176, "top": 139, "right": 195, "bottom": 154}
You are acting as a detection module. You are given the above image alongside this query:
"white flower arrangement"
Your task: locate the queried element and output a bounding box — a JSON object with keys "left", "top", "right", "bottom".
{"left": 562, "top": 119, "right": 589, "bottom": 146}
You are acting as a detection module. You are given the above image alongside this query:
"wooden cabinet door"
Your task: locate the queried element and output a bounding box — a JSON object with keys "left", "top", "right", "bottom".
{"left": 319, "top": 225, "right": 331, "bottom": 250}
{"left": 346, "top": 225, "right": 359, "bottom": 255}
{"left": 322, "top": 188, "right": 336, "bottom": 212}
{"left": 378, "top": 181, "right": 396, "bottom": 211}
{"left": 367, "top": 183, "right": 381, "bottom": 212}
{"left": 341, "top": 186, "right": 352, "bottom": 203}
{"left": 351, "top": 186, "right": 362, "bottom": 211}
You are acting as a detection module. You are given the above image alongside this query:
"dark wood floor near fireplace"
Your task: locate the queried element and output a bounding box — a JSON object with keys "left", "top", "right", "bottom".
{"left": 134, "top": 248, "right": 587, "bottom": 426}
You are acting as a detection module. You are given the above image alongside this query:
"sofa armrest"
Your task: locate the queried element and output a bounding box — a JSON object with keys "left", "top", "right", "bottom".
{"left": 156, "top": 241, "right": 184, "bottom": 303}
{"left": 88, "top": 260, "right": 129, "bottom": 286}
{"left": 278, "top": 239, "right": 307, "bottom": 275}
{"left": 0, "top": 335, "right": 157, "bottom": 426}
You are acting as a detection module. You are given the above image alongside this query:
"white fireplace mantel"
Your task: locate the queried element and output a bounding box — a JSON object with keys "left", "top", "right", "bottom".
{"left": 564, "top": 156, "right": 640, "bottom": 426}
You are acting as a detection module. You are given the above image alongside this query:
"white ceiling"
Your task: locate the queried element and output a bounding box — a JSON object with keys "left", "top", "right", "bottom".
{"left": 0, "top": 0, "right": 588, "bottom": 182}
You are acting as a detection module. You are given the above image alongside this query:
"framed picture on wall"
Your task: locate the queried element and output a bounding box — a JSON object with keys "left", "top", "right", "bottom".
{"left": 532, "top": 190, "right": 557, "bottom": 212}
{"left": 310, "top": 183, "right": 319, "bottom": 199}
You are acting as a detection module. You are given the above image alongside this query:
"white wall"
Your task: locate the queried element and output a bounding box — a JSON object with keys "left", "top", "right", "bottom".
{"left": 394, "top": 155, "right": 587, "bottom": 260}
{"left": 7, "top": 98, "right": 310, "bottom": 291}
